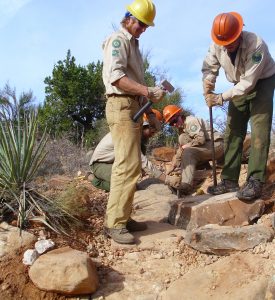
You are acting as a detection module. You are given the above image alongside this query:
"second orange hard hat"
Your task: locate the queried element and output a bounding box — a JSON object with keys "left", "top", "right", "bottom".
{"left": 211, "top": 12, "right": 243, "bottom": 46}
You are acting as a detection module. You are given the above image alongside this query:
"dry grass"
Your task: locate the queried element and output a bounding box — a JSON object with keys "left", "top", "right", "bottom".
{"left": 37, "top": 137, "right": 91, "bottom": 177}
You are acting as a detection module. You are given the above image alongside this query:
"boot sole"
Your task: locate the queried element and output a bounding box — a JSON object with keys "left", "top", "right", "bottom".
{"left": 207, "top": 187, "right": 239, "bottom": 195}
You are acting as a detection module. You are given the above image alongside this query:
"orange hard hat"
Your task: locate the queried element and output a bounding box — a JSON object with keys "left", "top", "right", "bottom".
{"left": 163, "top": 105, "right": 183, "bottom": 124}
{"left": 151, "top": 109, "right": 163, "bottom": 122}
{"left": 211, "top": 12, "right": 243, "bottom": 46}
{"left": 143, "top": 109, "right": 163, "bottom": 124}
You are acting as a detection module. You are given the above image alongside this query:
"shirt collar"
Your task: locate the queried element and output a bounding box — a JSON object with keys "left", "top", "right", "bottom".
{"left": 120, "top": 27, "right": 135, "bottom": 41}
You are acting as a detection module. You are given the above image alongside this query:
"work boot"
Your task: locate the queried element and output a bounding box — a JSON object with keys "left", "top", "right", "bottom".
{"left": 126, "top": 218, "right": 147, "bottom": 232}
{"left": 237, "top": 176, "right": 263, "bottom": 201}
{"left": 207, "top": 179, "right": 239, "bottom": 195}
{"left": 105, "top": 227, "right": 135, "bottom": 244}
{"left": 167, "top": 185, "right": 177, "bottom": 195}
{"left": 177, "top": 183, "right": 192, "bottom": 198}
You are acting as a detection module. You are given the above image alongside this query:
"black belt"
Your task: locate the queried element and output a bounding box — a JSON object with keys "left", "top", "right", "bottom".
{"left": 106, "top": 94, "right": 139, "bottom": 99}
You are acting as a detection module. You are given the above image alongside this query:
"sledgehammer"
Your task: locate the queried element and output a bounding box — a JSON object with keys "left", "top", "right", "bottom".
{"left": 133, "top": 80, "right": 175, "bottom": 122}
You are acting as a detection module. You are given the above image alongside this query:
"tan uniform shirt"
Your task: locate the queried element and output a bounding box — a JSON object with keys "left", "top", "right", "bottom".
{"left": 202, "top": 31, "right": 275, "bottom": 101}
{"left": 90, "top": 133, "right": 162, "bottom": 178}
{"left": 179, "top": 116, "right": 223, "bottom": 147}
{"left": 102, "top": 27, "right": 145, "bottom": 95}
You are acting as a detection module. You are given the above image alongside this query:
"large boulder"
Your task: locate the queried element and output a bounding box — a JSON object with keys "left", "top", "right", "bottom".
{"left": 168, "top": 193, "right": 265, "bottom": 230}
{"left": 185, "top": 223, "right": 274, "bottom": 255}
{"left": 0, "top": 222, "right": 35, "bottom": 258}
{"left": 29, "top": 246, "right": 99, "bottom": 295}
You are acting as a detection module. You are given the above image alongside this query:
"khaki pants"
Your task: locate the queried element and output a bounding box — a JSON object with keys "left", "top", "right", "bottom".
{"left": 105, "top": 96, "right": 142, "bottom": 229}
{"left": 181, "top": 141, "right": 224, "bottom": 185}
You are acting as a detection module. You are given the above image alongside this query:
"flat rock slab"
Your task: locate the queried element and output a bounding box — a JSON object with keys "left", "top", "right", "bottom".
{"left": 160, "top": 253, "right": 273, "bottom": 300}
{"left": 185, "top": 223, "right": 274, "bottom": 255}
{"left": 168, "top": 192, "right": 265, "bottom": 230}
{"left": 133, "top": 181, "right": 176, "bottom": 223}
{"left": 111, "top": 221, "right": 185, "bottom": 250}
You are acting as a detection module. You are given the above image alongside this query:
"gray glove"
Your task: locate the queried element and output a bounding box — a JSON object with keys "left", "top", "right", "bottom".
{"left": 205, "top": 93, "right": 223, "bottom": 107}
{"left": 147, "top": 86, "right": 166, "bottom": 103}
{"left": 203, "top": 79, "right": 215, "bottom": 95}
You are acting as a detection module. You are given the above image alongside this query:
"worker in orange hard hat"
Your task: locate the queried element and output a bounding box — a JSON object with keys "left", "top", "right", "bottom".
{"left": 202, "top": 12, "right": 275, "bottom": 201}
{"left": 163, "top": 105, "right": 224, "bottom": 197}
{"left": 102, "top": 0, "right": 166, "bottom": 244}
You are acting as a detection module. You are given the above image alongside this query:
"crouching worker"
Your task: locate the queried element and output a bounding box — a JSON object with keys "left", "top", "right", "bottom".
{"left": 90, "top": 110, "right": 165, "bottom": 192}
{"left": 163, "top": 105, "right": 224, "bottom": 197}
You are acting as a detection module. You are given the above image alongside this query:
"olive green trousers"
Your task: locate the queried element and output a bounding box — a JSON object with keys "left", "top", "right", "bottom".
{"left": 91, "top": 162, "right": 112, "bottom": 192}
{"left": 221, "top": 74, "right": 274, "bottom": 183}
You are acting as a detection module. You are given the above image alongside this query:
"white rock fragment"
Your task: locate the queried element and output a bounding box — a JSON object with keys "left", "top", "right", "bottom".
{"left": 23, "top": 249, "right": 39, "bottom": 265}
{"left": 35, "top": 239, "right": 55, "bottom": 254}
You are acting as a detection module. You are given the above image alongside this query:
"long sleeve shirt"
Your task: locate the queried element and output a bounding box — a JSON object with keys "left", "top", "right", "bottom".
{"left": 202, "top": 31, "right": 275, "bottom": 101}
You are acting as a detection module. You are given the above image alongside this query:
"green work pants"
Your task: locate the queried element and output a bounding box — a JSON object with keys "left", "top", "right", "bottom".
{"left": 105, "top": 96, "right": 142, "bottom": 229}
{"left": 91, "top": 162, "right": 112, "bottom": 192}
{"left": 221, "top": 74, "right": 274, "bottom": 183}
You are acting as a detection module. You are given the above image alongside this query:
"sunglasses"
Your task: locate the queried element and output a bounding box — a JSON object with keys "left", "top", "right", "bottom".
{"left": 131, "top": 17, "right": 148, "bottom": 29}
{"left": 169, "top": 115, "right": 179, "bottom": 126}
{"left": 137, "top": 20, "right": 148, "bottom": 29}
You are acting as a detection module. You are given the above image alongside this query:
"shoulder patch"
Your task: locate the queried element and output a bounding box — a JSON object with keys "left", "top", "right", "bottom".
{"left": 112, "top": 49, "right": 119, "bottom": 56}
{"left": 252, "top": 52, "right": 263, "bottom": 64}
{"left": 112, "top": 39, "right": 121, "bottom": 48}
{"left": 190, "top": 125, "right": 198, "bottom": 132}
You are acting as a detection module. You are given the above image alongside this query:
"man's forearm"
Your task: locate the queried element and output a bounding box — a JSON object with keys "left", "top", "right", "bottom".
{"left": 113, "top": 76, "right": 148, "bottom": 97}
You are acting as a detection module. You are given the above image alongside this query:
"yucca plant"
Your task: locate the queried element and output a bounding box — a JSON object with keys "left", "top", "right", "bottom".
{"left": 0, "top": 109, "right": 78, "bottom": 233}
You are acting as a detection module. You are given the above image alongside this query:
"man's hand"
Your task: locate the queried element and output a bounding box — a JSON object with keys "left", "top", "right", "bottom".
{"left": 147, "top": 87, "right": 166, "bottom": 103}
{"left": 203, "top": 79, "right": 215, "bottom": 95}
{"left": 147, "top": 113, "right": 161, "bottom": 132}
{"left": 205, "top": 93, "right": 223, "bottom": 107}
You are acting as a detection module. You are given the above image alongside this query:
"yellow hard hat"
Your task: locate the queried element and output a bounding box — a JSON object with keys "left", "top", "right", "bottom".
{"left": 126, "top": 0, "right": 156, "bottom": 26}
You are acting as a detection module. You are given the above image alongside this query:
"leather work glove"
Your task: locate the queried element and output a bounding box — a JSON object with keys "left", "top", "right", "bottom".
{"left": 166, "top": 148, "right": 183, "bottom": 175}
{"left": 147, "top": 113, "right": 161, "bottom": 132}
{"left": 165, "top": 173, "right": 182, "bottom": 189}
{"left": 203, "top": 79, "right": 215, "bottom": 95}
{"left": 147, "top": 86, "right": 166, "bottom": 103}
{"left": 205, "top": 93, "right": 223, "bottom": 107}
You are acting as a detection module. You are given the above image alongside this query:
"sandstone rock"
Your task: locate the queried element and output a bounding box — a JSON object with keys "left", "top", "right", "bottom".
{"left": 160, "top": 253, "right": 271, "bottom": 300}
{"left": 185, "top": 224, "right": 274, "bottom": 255}
{"left": 29, "top": 246, "right": 99, "bottom": 295}
{"left": 151, "top": 147, "right": 176, "bottom": 162}
{"left": 168, "top": 193, "right": 265, "bottom": 230}
{"left": 0, "top": 222, "right": 36, "bottom": 258}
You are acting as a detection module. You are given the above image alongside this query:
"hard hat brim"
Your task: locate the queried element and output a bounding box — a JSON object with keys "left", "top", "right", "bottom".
{"left": 211, "top": 11, "right": 243, "bottom": 46}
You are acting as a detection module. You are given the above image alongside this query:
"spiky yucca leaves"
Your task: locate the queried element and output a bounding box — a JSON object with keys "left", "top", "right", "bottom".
{"left": 0, "top": 111, "right": 47, "bottom": 189}
{"left": 0, "top": 111, "right": 78, "bottom": 233}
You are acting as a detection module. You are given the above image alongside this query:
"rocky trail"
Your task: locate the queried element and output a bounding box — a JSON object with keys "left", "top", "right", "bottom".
{"left": 0, "top": 161, "right": 274, "bottom": 299}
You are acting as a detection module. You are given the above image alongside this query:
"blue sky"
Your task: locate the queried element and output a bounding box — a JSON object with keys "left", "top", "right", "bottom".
{"left": 0, "top": 0, "right": 275, "bottom": 121}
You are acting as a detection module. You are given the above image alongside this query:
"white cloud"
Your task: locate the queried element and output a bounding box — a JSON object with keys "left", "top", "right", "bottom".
{"left": 0, "top": 0, "right": 32, "bottom": 29}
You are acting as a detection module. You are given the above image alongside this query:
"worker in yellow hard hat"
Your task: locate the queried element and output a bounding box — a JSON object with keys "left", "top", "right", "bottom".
{"left": 163, "top": 105, "right": 224, "bottom": 197}
{"left": 202, "top": 12, "right": 275, "bottom": 201}
{"left": 102, "top": 0, "right": 166, "bottom": 244}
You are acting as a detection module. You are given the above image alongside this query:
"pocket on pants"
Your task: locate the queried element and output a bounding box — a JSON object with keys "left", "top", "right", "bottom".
{"left": 106, "top": 97, "right": 140, "bottom": 125}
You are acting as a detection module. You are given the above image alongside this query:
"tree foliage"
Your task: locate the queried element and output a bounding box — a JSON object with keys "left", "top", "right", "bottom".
{"left": 0, "top": 83, "right": 35, "bottom": 121}
{"left": 38, "top": 50, "right": 105, "bottom": 139}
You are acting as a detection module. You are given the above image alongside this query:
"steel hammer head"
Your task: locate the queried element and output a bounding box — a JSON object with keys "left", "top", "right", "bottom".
{"left": 160, "top": 80, "right": 175, "bottom": 93}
